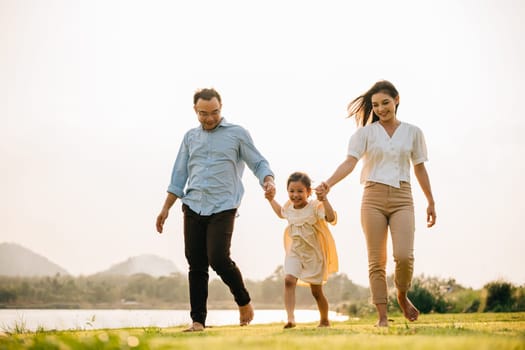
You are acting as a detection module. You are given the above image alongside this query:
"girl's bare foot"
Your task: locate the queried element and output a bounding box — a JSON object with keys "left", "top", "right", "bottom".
{"left": 397, "top": 293, "right": 419, "bottom": 321}
{"left": 283, "top": 322, "right": 296, "bottom": 329}
{"left": 317, "top": 320, "right": 330, "bottom": 328}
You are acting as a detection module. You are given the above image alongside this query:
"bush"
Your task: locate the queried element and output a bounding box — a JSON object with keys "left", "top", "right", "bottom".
{"left": 0, "top": 289, "right": 16, "bottom": 303}
{"left": 345, "top": 301, "right": 376, "bottom": 317}
{"left": 512, "top": 286, "right": 525, "bottom": 312}
{"left": 445, "top": 289, "right": 481, "bottom": 313}
{"left": 408, "top": 282, "right": 435, "bottom": 314}
{"left": 484, "top": 281, "right": 514, "bottom": 312}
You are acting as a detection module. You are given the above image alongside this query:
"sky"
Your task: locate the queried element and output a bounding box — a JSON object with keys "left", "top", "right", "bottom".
{"left": 2, "top": 0, "right": 524, "bottom": 290}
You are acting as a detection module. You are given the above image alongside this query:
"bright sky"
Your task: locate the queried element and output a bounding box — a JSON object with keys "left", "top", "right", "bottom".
{"left": 2, "top": 0, "right": 524, "bottom": 290}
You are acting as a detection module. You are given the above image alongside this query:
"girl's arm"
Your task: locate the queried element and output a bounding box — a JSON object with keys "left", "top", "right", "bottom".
{"left": 265, "top": 187, "right": 285, "bottom": 218}
{"left": 268, "top": 199, "right": 285, "bottom": 219}
{"left": 320, "top": 198, "right": 336, "bottom": 223}
{"left": 413, "top": 162, "right": 436, "bottom": 227}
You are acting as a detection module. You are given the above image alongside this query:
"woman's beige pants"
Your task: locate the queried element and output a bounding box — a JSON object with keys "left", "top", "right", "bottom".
{"left": 361, "top": 181, "right": 415, "bottom": 305}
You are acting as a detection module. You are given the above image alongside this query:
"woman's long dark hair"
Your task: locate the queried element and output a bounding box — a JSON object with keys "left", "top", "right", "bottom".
{"left": 347, "top": 80, "right": 399, "bottom": 126}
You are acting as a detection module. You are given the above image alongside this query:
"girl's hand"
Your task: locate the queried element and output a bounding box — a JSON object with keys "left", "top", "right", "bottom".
{"left": 314, "top": 182, "right": 330, "bottom": 199}
{"left": 316, "top": 191, "right": 327, "bottom": 202}
{"left": 265, "top": 187, "right": 276, "bottom": 201}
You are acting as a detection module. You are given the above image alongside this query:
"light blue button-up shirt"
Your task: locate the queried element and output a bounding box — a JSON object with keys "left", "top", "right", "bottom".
{"left": 167, "top": 118, "right": 274, "bottom": 215}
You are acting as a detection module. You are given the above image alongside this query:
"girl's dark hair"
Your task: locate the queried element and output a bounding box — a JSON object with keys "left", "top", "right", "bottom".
{"left": 347, "top": 80, "right": 399, "bottom": 126}
{"left": 287, "top": 171, "right": 312, "bottom": 189}
{"left": 193, "top": 88, "right": 222, "bottom": 105}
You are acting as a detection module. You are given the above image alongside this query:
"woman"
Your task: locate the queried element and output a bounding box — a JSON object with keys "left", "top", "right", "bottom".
{"left": 316, "top": 80, "right": 436, "bottom": 327}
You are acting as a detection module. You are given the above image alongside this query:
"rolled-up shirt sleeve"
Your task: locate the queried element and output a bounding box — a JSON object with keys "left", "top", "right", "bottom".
{"left": 238, "top": 128, "right": 274, "bottom": 186}
{"left": 167, "top": 136, "right": 189, "bottom": 198}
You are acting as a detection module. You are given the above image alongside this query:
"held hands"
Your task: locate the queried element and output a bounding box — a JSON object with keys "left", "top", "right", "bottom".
{"left": 314, "top": 181, "right": 330, "bottom": 201}
{"left": 265, "top": 188, "right": 276, "bottom": 201}
{"left": 316, "top": 189, "right": 327, "bottom": 202}
{"left": 263, "top": 178, "right": 276, "bottom": 201}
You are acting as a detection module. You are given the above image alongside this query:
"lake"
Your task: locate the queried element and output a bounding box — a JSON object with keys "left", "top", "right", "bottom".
{"left": 0, "top": 309, "right": 348, "bottom": 331}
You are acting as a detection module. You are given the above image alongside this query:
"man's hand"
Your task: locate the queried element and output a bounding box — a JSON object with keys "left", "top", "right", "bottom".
{"left": 156, "top": 209, "right": 169, "bottom": 233}
{"left": 156, "top": 193, "right": 178, "bottom": 234}
{"left": 263, "top": 176, "right": 276, "bottom": 197}
{"left": 265, "top": 186, "right": 276, "bottom": 201}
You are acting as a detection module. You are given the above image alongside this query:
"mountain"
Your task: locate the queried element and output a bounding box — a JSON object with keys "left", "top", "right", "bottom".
{"left": 97, "top": 254, "right": 180, "bottom": 277}
{"left": 0, "top": 242, "right": 70, "bottom": 277}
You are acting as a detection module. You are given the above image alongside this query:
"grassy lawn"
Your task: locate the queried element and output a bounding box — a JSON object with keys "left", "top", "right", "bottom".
{"left": 1, "top": 312, "right": 524, "bottom": 349}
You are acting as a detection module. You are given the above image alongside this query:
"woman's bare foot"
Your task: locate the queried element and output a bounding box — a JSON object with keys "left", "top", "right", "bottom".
{"left": 283, "top": 322, "right": 296, "bottom": 329}
{"left": 397, "top": 292, "right": 419, "bottom": 321}
{"left": 374, "top": 303, "right": 389, "bottom": 327}
{"left": 239, "top": 303, "right": 254, "bottom": 326}
{"left": 374, "top": 319, "right": 389, "bottom": 327}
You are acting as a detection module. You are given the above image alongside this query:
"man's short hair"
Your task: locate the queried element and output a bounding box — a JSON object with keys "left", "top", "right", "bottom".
{"left": 194, "top": 88, "right": 222, "bottom": 105}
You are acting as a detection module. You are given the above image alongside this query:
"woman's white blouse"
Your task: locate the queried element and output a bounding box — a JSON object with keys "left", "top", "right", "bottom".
{"left": 347, "top": 122, "right": 428, "bottom": 188}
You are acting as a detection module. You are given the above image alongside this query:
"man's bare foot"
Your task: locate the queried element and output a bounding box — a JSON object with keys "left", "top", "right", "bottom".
{"left": 283, "top": 322, "right": 296, "bottom": 329}
{"left": 397, "top": 293, "right": 419, "bottom": 322}
{"left": 183, "top": 322, "right": 204, "bottom": 332}
{"left": 239, "top": 303, "right": 254, "bottom": 326}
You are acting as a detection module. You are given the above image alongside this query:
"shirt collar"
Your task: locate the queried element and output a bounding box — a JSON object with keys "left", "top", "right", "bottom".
{"left": 201, "top": 117, "right": 233, "bottom": 132}
{"left": 218, "top": 117, "right": 233, "bottom": 127}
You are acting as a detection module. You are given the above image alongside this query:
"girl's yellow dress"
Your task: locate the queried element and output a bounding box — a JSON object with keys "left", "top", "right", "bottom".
{"left": 282, "top": 199, "right": 338, "bottom": 285}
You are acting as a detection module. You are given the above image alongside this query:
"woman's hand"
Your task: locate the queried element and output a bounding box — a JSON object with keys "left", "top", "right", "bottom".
{"left": 314, "top": 182, "right": 330, "bottom": 200}
{"left": 426, "top": 202, "right": 436, "bottom": 227}
{"left": 315, "top": 181, "right": 330, "bottom": 202}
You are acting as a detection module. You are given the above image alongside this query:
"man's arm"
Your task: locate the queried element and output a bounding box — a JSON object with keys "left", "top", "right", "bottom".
{"left": 237, "top": 128, "right": 275, "bottom": 188}
{"left": 156, "top": 192, "right": 178, "bottom": 233}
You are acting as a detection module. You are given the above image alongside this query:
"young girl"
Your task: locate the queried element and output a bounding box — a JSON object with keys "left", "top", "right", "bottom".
{"left": 265, "top": 171, "right": 338, "bottom": 328}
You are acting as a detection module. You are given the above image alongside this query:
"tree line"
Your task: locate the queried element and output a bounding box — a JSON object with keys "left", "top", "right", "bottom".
{"left": 0, "top": 266, "right": 523, "bottom": 315}
{"left": 0, "top": 266, "right": 367, "bottom": 310}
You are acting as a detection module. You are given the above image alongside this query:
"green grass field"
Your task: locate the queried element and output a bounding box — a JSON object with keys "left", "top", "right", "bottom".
{"left": 1, "top": 313, "right": 524, "bottom": 349}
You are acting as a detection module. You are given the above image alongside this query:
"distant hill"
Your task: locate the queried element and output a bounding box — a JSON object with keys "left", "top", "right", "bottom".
{"left": 97, "top": 254, "right": 180, "bottom": 277}
{"left": 0, "top": 242, "right": 70, "bottom": 277}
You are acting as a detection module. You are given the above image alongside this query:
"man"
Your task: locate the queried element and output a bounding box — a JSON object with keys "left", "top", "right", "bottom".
{"left": 156, "top": 88, "right": 275, "bottom": 332}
